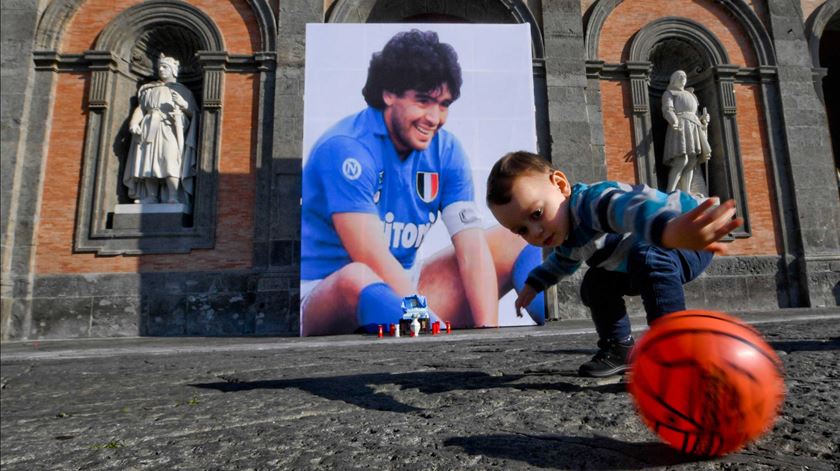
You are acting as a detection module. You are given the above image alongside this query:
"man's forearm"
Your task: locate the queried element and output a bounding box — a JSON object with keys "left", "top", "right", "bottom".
{"left": 453, "top": 229, "right": 498, "bottom": 327}
{"left": 334, "top": 212, "right": 414, "bottom": 297}
{"left": 368, "top": 255, "right": 415, "bottom": 297}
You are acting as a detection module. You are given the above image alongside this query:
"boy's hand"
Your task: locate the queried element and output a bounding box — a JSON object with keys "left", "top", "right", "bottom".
{"left": 515, "top": 284, "right": 538, "bottom": 318}
{"left": 662, "top": 198, "right": 743, "bottom": 254}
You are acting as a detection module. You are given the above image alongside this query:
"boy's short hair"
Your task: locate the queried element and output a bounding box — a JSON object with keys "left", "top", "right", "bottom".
{"left": 486, "top": 151, "right": 556, "bottom": 206}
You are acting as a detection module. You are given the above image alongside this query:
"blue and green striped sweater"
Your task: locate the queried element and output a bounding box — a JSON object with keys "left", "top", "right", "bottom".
{"left": 525, "top": 181, "right": 704, "bottom": 292}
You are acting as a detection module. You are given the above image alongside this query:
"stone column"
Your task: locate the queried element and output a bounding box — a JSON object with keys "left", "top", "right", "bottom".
{"left": 541, "top": 0, "right": 599, "bottom": 319}
{"left": 542, "top": 0, "right": 604, "bottom": 184}
{"left": 766, "top": 0, "right": 840, "bottom": 307}
{"left": 271, "top": 0, "right": 316, "bottom": 272}
{"left": 1, "top": 0, "right": 50, "bottom": 339}
{"left": 257, "top": 0, "right": 322, "bottom": 334}
{"left": 626, "top": 61, "right": 655, "bottom": 187}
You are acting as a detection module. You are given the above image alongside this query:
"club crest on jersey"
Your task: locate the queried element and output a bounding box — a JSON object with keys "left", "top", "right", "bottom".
{"left": 341, "top": 158, "right": 362, "bottom": 181}
{"left": 415, "top": 171, "right": 439, "bottom": 203}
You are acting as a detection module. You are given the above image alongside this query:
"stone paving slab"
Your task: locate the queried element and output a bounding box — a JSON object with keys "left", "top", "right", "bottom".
{"left": 1, "top": 308, "right": 839, "bottom": 470}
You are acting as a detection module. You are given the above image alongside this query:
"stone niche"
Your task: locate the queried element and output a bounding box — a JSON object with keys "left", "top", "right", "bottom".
{"left": 72, "top": 1, "right": 226, "bottom": 255}
{"left": 648, "top": 39, "right": 713, "bottom": 195}
{"left": 626, "top": 17, "right": 752, "bottom": 238}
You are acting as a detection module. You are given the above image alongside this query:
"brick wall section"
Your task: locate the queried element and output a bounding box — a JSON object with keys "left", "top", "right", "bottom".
{"left": 35, "top": 73, "right": 100, "bottom": 273}
{"left": 598, "top": 0, "right": 758, "bottom": 66}
{"left": 601, "top": 80, "right": 636, "bottom": 185}
{"left": 732, "top": 83, "right": 781, "bottom": 256}
{"left": 61, "top": 0, "right": 260, "bottom": 53}
{"left": 35, "top": 3, "right": 261, "bottom": 275}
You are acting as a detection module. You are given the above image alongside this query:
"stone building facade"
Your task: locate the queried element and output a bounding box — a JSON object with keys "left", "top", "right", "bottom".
{"left": 1, "top": 0, "right": 838, "bottom": 340}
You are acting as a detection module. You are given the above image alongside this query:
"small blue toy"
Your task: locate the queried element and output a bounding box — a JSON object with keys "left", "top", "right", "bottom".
{"left": 400, "top": 294, "right": 431, "bottom": 334}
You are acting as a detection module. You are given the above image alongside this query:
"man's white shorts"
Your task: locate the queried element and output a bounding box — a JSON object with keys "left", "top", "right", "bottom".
{"left": 299, "top": 260, "right": 424, "bottom": 324}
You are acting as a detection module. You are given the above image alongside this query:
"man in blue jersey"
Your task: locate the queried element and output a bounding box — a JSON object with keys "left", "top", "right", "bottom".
{"left": 301, "top": 30, "right": 542, "bottom": 336}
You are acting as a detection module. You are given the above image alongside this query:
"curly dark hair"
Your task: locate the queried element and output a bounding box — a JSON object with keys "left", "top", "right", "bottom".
{"left": 486, "top": 151, "right": 556, "bottom": 206}
{"left": 362, "top": 29, "right": 462, "bottom": 109}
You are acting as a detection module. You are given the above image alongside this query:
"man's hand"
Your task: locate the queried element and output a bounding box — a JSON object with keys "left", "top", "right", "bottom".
{"left": 171, "top": 91, "right": 188, "bottom": 110}
{"left": 661, "top": 198, "right": 743, "bottom": 254}
{"left": 515, "top": 284, "right": 538, "bottom": 318}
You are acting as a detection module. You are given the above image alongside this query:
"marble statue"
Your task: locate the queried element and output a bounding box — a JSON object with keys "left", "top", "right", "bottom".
{"left": 661, "top": 70, "right": 712, "bottom": 194}
{"left": 123, "top": 53, "right": 198, "bottom": 206}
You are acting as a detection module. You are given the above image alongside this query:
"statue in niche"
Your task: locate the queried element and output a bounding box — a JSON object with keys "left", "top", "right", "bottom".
{"left": 123, "top": 53, "right": 197, "bottom": 207}
{"left": 661, "top": 70, "right": 712, "bottom": 194}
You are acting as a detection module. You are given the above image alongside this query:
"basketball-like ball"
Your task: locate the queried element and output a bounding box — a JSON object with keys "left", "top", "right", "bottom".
{"left": 627, "top": 310, "right": 785, "bottom": 456}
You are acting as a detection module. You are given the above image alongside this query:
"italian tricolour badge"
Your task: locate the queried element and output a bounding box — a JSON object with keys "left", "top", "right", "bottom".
{"left": 416, "top": 171, "right": 439, "bottom": 203}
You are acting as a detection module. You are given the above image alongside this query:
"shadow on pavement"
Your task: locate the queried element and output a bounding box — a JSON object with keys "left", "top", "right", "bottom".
{"left": 769, "top": 338, "right": 840, "bottom": 353}
{"left": 538, "top": 347, "right": 598, "bottom": 355}
{"left": 191, "top": 370, "right": 624, "bottom": 413}
{"left": 444, "top": 433, "right": 708, "bottom": 469}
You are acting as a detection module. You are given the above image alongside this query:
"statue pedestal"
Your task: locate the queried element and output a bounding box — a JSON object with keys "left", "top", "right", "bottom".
{"left": 113, "top": 203, "right": 188, "bottom": 231}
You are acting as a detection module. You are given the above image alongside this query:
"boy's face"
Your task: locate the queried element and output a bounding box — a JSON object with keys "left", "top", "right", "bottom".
{"left": 489, "top": 170, "right": 572, "bottom": 247}
{"left": 383, "top": 84, "right": 453, "bottom": 155}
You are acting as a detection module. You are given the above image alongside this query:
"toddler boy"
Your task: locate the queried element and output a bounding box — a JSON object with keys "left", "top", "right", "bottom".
{"left": 486, "top": 151, "right": 742, "bottom": 377}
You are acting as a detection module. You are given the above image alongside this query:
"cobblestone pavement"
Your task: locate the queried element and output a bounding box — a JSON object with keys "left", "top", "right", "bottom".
{"left": 2, "top": 309, "right": 839, "bottom": 470}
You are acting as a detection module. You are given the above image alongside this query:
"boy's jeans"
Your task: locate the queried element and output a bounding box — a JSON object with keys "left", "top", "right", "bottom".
{"left": 579, "top": 245, "right": 714, "bottom": 342}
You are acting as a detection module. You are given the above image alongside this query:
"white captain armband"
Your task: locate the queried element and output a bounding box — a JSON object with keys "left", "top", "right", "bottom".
{"left": 441, "top": 201, "right": 483, "bottom": 237}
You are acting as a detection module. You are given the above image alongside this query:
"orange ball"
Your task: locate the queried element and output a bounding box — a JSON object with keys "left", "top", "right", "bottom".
{"left": 627, "top": 310, "right": 785, "bottom": 456}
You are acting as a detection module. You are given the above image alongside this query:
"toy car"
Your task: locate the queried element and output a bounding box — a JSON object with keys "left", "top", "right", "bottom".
{"left": 400, "top": 294, "right": 431, "bottom": 334}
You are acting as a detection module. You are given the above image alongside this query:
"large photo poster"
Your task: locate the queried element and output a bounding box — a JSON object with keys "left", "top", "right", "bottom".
{"left": 301, "top": 23, "right": 543, "bottom": 336}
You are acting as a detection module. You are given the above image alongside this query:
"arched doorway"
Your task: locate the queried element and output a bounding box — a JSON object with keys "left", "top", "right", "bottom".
{"left": 819, "top": 14, "right": 840, "bottom": 184}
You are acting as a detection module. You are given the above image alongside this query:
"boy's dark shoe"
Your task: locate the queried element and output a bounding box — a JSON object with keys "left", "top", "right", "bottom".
{"left": 578, "top": 337, "right": 634, "bottom": 378}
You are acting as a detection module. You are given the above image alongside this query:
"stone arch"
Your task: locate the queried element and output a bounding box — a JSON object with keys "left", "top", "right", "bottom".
{"left": 628, "top": 17, "right": 731, "bottom": 95}
{"left": 583, "top": 0, "right": 619, "bottom": 61}
{"left": 35, "top": 0, "right": 276, "bottom": 54}
{"left": 92, "top": 1, "right": 225, "bottom": 91}
{"left": 94, "top": 1, "right": 225, "bottom": 54}
{"left": 629, "top": 17, "right": 729, "bottom": 66}
{"left": 33, "top": 0, "right": 85, "bottom": 51}
{"left": 584, "top": 0, "right": 774, "bottom": 66}
{"left": 327, "top": 0, "right": 543, "bottom": 60}
{"left": 806, "top": 0, "right": 840, "bottom": 174}
{"left": 806, "top": 0, "right": 839, "bottom": 69}
{"left": 246, "top": 0, "right": 278, "bottom": 53}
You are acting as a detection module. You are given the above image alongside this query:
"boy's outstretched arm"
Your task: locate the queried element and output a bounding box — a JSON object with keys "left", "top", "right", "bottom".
{"left": 661, "top": 198, "right": 743, "bottom": 254}
{"left": 514, "top": 284, "right": 538, "bottom": 317}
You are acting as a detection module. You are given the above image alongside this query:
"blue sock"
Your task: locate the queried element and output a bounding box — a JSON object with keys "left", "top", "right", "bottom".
{"left": 356, "top": 282, "right": 404, "bottom": 334}
{"left": 512, "top": 245, "right": 546, "bottom": 325}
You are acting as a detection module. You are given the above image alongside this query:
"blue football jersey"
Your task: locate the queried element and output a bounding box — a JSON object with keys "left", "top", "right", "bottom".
{"left": 301, "top": 107, "right": 474, "bottom": 280}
